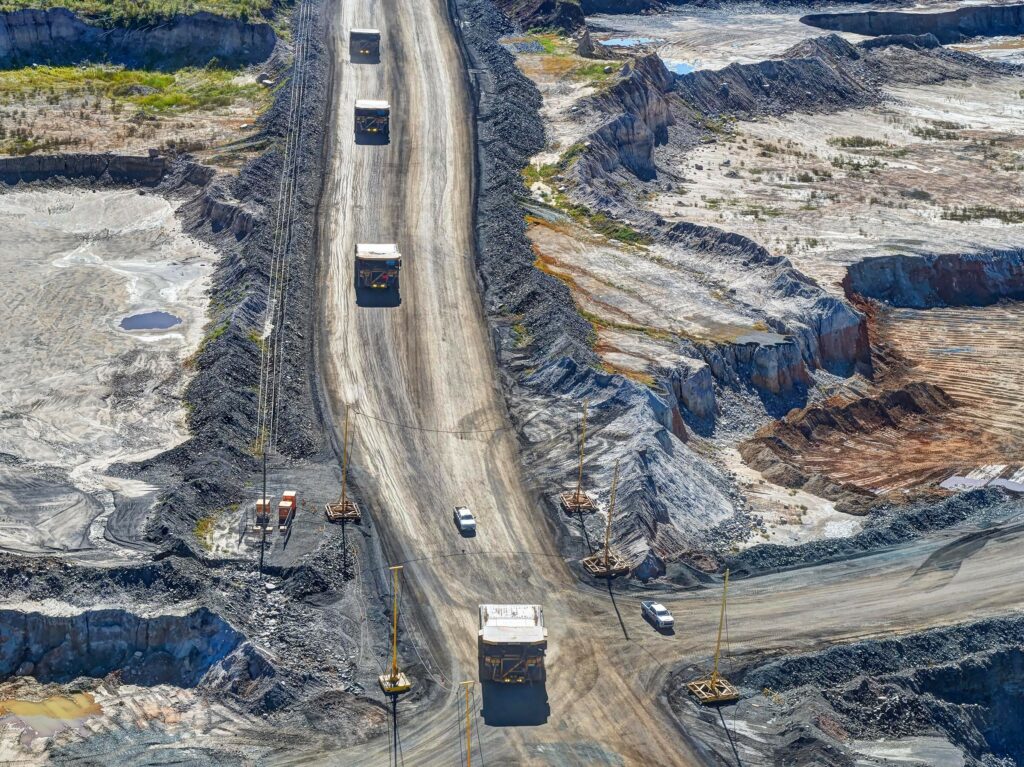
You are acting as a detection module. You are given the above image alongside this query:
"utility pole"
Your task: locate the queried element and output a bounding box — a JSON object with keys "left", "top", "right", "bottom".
{"left": 687, "top": 568, "right": 740, "bottom": 704}
{"left": 560, "top": 400, "right": 596, "bottom": 514}
{"left": 340, "top": 407, "right": 351, "bottom": 511}
{"left": 379, "top": 565, "right": 412, "bottom": 695}
{"left": 259, "top": 436, "right": 268, "bottom": 577}
{"left": 574, "top": 400, "right": 588, "bottom": 504}
{"left": 325, "top": 407, "right": 361, "bottom": 522}
{"left": 461, "top": 681, "right": 474, "bottom": 767}
{"left": 581, "top": 459, "right": 628, "bottom": 577}
{"left": 603, "top": 460, "right": 618, "bottom": 571}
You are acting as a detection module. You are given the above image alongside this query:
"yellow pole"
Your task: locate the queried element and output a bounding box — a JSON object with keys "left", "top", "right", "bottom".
{"left": 389, "top": 565, "right": 402, "bottom": 682}
{"left": 461, "top": 681, "right": 474, "bottom": 767}
{"left": 340, "top": 407, "right": 350, "bottom": 508}
{"left": 574, "top": 400, "right": 589, "bottom": 502}
{"left": 712, "top": 569, "right": 730, "bottom": 681}
{"left": 605, "top": 460, "right": 619, "bottom": 570}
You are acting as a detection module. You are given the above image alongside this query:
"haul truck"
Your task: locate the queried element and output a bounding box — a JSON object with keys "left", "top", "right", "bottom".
{"left": 478, "top": 604, "right": 547, "bottom": 683}
{"left": 350, "top": 28, "right": 381, "bottom": 58}
{"left": 354, "top": 99, "right": 390, "bottom": 137}
{"left": 356, "top": 243, "right": 401, "bottom": 289}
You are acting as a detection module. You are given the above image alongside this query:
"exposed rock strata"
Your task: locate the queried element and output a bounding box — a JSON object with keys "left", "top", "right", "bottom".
{"left": 844, "top": 250, "right": 1024, "bottom": 309}
{"left": 0, "top": 152, "right": 166, "bottom": 185}
{"left": 0, "top": 608, "right": 246, "bottom": 687}
{"left": 708, "top": 615, "right": 1024, "bottom": 767}
{"left": 803, "top": 3, "right": 1024, "bottom": 44}
{"left": 0, "top": 8, "right": 275, "bottom": 69}
{"left": 740, "top": 381, "right": 956, "bottom": 505}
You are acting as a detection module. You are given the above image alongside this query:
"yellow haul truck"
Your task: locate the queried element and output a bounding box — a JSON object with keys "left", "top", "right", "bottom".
{"left": 356, "top": 243, "right": 401, "bottom": 289}
{"left": 478, "top": 604, "right": 547, "bottom": 683}
{"left": 354, "top": 99, "right": 390, "bottom": 138}
{"left": 350, "top": 28, "right": 381, "bottom": 58}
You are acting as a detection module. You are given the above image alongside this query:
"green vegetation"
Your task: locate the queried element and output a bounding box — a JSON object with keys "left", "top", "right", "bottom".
{"left": 911, "top": 125, "right": 959, "bottom": 141}
{"left": 571, "top": 61, "right": 620, "bottom": 84}
{"left": 0, "top": 65, "right": 269, "bottom": 115}
{"left": 186, "top": 319, "right": 229, "bottom": 368}
{"left": 830, "top": 155, "right": 883, "bottom": 172}
{"left": 194, "top": 514, "right": 217, "bottom": 550}
{"left": 526, "top": 31, "right": 564, "bottom": 54}
{"left": 247, "top": 329, "right": 267, "bottom": 352}
{"left": 826, "top": 136, "right": 890, "bottom": 149}
{"left": 512, "top": 322, "right": 530, "bottom": 349}
{"left": 522, "top": 142, "right": 586, "bottom": 185}
{"left": 0, "top": 0, "right": 274, "bottom": 25}
{"left": 941, "top": 205, "right": 1024, "bottom": 224}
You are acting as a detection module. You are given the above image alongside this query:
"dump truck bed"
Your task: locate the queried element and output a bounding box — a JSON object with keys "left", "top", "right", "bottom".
{"left": 479, "top": 604, "right": 546, "bottom": 644}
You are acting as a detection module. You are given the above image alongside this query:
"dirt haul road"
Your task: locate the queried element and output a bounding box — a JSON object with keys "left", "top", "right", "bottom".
{"left": 315, "top": 0, "right": 697, "bottom": 763}
{"left": 313, "top": 0, "right": 1024, "bottom": 765}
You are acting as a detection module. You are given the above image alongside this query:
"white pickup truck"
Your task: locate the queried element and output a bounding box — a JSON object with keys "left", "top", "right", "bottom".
{"left": 453, "top": 506, "right": 476, "bottom": 534}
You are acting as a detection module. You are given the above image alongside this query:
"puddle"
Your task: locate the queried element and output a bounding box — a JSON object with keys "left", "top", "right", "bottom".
{"left": 662, "top": 58, "right": 695, "bottom": 75}
{"left": 0, "top": 693, "right": 101, "bottom": 737}
{"left": 120, "top": 310, "right": 182, "bottom": 330}
{"left": 602, "top": 36, "right": 656, "bottom": 47}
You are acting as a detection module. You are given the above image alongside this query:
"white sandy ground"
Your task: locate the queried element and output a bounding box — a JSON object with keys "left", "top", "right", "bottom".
{"left": 0, "top": 190, "right": 213, "bottom": 556}
{"left": 589, "top": 2, "right": 1022, "bottom": 73}
{"left": 649, "top": 75, "right": 1024, "bottom": 292}
{"left": 588, "top": 3, "right": 869, "bottom": 72}
{"left": 722, "top": 448, "right": 865, "bottom": 549}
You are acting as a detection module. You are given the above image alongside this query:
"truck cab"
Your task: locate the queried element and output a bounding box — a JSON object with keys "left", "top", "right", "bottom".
{"left": 355, "top": 243, "right": 401, "bottom": 290}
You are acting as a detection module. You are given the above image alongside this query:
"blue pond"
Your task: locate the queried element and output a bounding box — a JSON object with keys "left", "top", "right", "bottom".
{"left": 602, "top": 37, "right": 655, "bottom": 47}
{"left": 663, "top": 59, "right": 695, "bottom": 75}
{"left": 120, "top": 311, "right": 182, "bottom": 331}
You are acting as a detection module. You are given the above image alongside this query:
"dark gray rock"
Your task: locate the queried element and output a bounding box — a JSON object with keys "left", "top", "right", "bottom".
{"left": 0, "top": 8, "right": 276, "bottom": 69}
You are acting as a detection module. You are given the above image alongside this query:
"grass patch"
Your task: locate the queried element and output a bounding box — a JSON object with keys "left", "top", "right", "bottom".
{"left": 247, "top": 329, "right": 266, "bottom": 352}
{"left": 911, "top": 125, "right": 959, "bottom": 141}
{"left": 570, "top": 61, "right": 619, "bottom": 83}
{"left": 185, "top": 319, "right": 229, "bottom": 368}
{"left": 194, "top": 514, "right": 216, "bottom": 550}
{"left": 525, "top": 31, "right": 565, "bottom": 55}
{"left": 941, "top": 205, "right": 1024, "bottom": 224}
{"left": 0, "top": 65, "right": 269, "bottom": 115}
{"left": 0, "top": 0, "right": 275, "bottom": 25}
{"left": 512, "top": 322, "right": 530, "bottom": 348}
{"left": 523, "top": 142, "right": 586, "bottom": 185}
{"left": 826, "top": 136, "right": 890, "bottom": 149}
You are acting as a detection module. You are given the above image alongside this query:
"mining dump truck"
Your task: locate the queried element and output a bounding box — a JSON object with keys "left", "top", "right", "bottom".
{"left": 350, "top": 28, "right": 381, "bottom": 58}
{"left": 356, "top": 243, "right": 401, "bottom": 289}
{"left": 478, "top": 604, "right": 547, "bottom": 683}
{"left": 354, "top": 100, "right": 389, "bottom": 137}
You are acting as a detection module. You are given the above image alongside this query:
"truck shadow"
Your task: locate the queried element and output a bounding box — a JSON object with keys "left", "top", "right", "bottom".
{"left": 354, "top": 284, "right": 401, "bottom": 308}
{"left": 480, "top": 681, "right": 550, "bottom": 727}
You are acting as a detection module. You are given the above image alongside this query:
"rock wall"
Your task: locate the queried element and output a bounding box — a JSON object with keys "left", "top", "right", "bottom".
{"left": 802, "top": 3, "right": 1024, "bottom": 44}
{"left": 0, "top": 607, "right": 243, "bottom": 686}
{"left": 581, "top": 54, "right": 675, "bottom": 182}
{"left": 491, "top": 0, "right": 584, "bottom": 32}
{"left": 0, "top": 152, "right": 166, "bottom": 185}
{"left": 0, "top": 8, "right": 276, "bottom": 69}
{"left": 844, "top": 250, "right": 1024, "bottom": 308}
